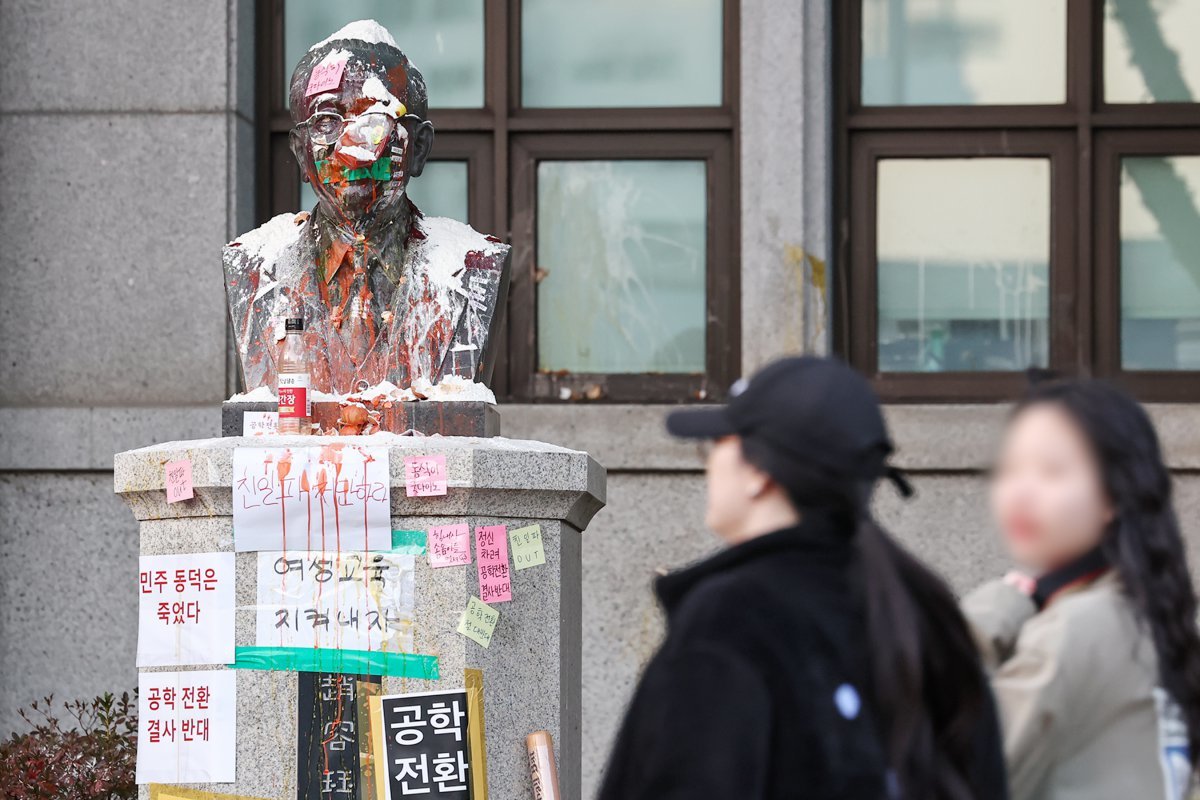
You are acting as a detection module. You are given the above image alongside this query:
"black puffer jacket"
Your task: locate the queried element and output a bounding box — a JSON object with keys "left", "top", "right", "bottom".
{"left": 597, "top": 515, "right": 1008, "bottom": 799}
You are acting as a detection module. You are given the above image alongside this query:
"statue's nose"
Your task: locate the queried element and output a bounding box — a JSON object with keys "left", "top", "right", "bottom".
{"left": 333, "top": 118, "right": 388, "bottom": 169}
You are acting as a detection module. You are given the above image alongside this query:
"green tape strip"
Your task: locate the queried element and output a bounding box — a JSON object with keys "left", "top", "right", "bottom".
{"left": 231, "top": 646, "right": 439, "bottom": 680}
{"left": 316, "top": 156, "right": 392, "bottom": 184}
{"left": 391, "top": 529, "right": 427, "bottom": 555}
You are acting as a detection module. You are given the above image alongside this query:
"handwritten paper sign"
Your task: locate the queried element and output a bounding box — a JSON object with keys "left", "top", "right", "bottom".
{"left": 475, "top": 525, "right": 512, "bottom": 604}
{"left": 137, "top": 553, "right": 235, "bottom": 667}
{"left": 232, "top": 445, "right": 390, "bottom": 552}
{"left": 242, "top": 411, "right": 278, "bottom": 436}
{"left": 404, "top": 455, "right": 448, "bottom": 497}
{"left": 165, "top": 460, "right": 194, "bottom": 503}
{"left": 255, "top": 551, "right": 414, "bottom": 653}
{"left": 136, "top": 669, "right": 236, "bottom": 784}
{"left": 509, "top": 524, "right": 546, "bottom": 570}
{"left": 373, "top": 690, "right": 472, "bottom": 800}
{"left": 457, "top": 597, "right": 499, "bottom": 648}
{"left": 306, "top": 54, "right": 348, "bottom": 96}
{"left": 428, "top": 524, "right": 471, "bottom": 568}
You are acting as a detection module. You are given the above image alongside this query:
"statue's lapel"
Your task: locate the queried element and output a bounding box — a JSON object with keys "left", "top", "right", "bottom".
{"left": 384, "top": 242, "right": 471, "bottom": 383}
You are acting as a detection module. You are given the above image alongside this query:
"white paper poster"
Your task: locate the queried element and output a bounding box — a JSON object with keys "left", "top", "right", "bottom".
{"left": 136, "top": 669, "right": 236, "bottom": 784}
{"left": 255, "top": 551, "right": 415, "bottom": 653}
{"left": 232, "top": 445, "right": 391, "bottom": 552}
{"left": 137, "top": 553, "right": 235, "bottom": 667}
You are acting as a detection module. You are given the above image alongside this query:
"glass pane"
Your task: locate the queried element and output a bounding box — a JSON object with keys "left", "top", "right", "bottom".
{"left": 1105, "top": 0, "right": 1200, "bottom": 103}
{"left": 877, "top": 158, "right": 1051, "bottom": 372}
{"left": 537, "top": 161, "right": 706, "bottom": 373}
{"left": 1121, "top": 156, "right": 1200, "bottom": 370}
{"left": 521, "top": 0, "right": 722, "bottom": 108}
{"left": 300, "top": 160, "right": 469, "bottom": 222}
{"left": 861, "top": 0, "right": 1067, "bottom": 105}
{"left": 284, "top": 0, "right": 484, "bottom": 108}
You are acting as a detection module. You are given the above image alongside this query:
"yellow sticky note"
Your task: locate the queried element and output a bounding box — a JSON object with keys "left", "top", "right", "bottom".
{"left": 509, "top": 524, "right": 545, "bottom": 570}
{"left": 457, "top": 596, "right": 499, "bottom": 648}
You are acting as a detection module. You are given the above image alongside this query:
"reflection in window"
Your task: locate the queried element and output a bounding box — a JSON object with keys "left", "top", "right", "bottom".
{"left": 284, "top": 0, "right": 485, "bottom": 108}
{"left": 1121, "top": 156, "right": 1200, "bottom": 369}
{"left": 521, "top": 0, "right": 722, "bottom": 108}
{"left": 1105, "top": 0, "right": 1200, "bottom": 103}
{"left": 537, "top": 161, "right": 706, "bottom": 373}
{"left": 861, "top": 0, "right": 1066, "bottom": 105}
{"left": 300, "top": 161, "right": 470, "bottom": 222}
{"left": 877, "top": 158, "right": 1050, "bottom": 372}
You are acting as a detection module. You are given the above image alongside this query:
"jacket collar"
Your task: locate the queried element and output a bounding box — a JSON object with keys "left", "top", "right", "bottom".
{"left": 655, "top": 512, "right": 852, "bottom": 614}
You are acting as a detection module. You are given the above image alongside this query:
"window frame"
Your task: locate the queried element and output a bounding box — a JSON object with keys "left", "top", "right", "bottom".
{"left": 834, "top": 0, "right": 1200, "bottom": 402}
{"left": 255, "top": 0, "right": 740, "bottom": 403}
{"left": 849, "top": 131, "right": 1079, "bottom": 403}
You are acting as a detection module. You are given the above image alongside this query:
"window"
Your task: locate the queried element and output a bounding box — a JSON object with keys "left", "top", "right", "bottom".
{"left": 836, "top": 0, "right": 1200, "bottom": 401}
{"left": 256, "top": 0, "right": 739, "bottom": 402}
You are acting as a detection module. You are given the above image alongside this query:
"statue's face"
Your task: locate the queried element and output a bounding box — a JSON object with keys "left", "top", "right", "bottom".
{"left": 290, "top": 51, "right": 433, "bottom": 228}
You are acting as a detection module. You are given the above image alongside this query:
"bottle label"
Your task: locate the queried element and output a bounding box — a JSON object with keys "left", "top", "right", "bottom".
{"left": 278, "top": 373, "right": 311, "bottom": 418}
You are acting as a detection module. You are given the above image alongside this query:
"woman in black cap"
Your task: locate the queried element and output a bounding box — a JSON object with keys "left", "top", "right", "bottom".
{"left": 597, "top": 356, "right": 1007, "bottom": 800}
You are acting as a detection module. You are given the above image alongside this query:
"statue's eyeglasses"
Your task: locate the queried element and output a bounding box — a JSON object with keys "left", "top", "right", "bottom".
{"left": 297, "top": 111, "right": 423, "bottom": 147}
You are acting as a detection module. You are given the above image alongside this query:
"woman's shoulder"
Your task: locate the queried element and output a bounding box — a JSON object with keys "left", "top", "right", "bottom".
{"left": 1022, "top": 572, "right": 1139, "bottom": 656}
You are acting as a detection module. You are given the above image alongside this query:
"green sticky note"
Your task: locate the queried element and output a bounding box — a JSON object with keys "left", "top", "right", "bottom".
{"left": 509, "top": 524, "right": 545, "bottom": 570}
{"left": 392, "top": 529, "right": 427, "bottom": 555}
{"left": 457, "top": 596, "right": 499, "bottom": 648}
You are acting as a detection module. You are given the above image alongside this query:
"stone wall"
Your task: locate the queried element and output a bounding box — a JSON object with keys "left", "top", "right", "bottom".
{"left": 0, "top": 0, "right": 253, "bottom": 734}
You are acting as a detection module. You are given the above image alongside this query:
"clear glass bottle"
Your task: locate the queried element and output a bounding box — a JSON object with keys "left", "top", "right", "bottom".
{"left": 277, "top": 317, "right": 311, "bottom": 435}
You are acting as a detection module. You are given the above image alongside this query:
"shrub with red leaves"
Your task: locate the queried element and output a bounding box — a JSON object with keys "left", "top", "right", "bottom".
{"left": 0, "top": 692, "right": 137, "bottom": 799}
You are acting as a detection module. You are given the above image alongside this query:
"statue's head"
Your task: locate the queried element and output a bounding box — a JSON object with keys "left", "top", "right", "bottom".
{"left": 288, "top": 21, "right": 434, "bottom": 227}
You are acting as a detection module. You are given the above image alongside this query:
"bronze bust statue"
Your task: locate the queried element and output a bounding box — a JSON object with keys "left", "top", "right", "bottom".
{"left": 224, "top": 20, "right": 510, "bottom": 394}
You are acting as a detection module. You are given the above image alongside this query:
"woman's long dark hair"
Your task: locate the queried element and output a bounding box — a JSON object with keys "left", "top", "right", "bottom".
{"left": 741, "top": 439, "right": 997, "bottom": 800}
{"left": 1016, "top": 378, "right": 1200, "bottom": 765}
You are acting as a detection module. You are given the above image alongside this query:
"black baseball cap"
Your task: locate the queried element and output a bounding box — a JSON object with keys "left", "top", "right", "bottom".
{"left": 667, "top": 357, "right": 912, "bottom": 497}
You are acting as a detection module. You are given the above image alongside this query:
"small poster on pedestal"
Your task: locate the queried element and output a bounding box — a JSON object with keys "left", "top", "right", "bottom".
{"left": 371, "top": 689, "right": 473, "bottom": 800}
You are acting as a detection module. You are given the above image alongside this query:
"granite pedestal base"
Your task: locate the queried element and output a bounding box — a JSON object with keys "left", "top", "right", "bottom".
{"left": 115, "top": 434, "right": 605, "bottom": 800}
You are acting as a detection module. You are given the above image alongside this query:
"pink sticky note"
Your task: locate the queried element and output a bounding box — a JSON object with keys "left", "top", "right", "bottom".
{"left": 405, "top": 455, "right": 448, "bottom": 497}
{"left": 306, "top": 56, "right": 347, "bottom": 96}
{"left": 165, "top": 460, "right": 194, "bottom": 503}
{"left": 429, "top": 524, "right": 471, "bottom": 568}
{"left": 475, "top": 525, "right": 512, "bottom": 603}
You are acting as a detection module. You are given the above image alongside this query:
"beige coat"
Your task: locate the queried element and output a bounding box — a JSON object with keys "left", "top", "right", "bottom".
{"left": 963, "top": 572, "right": 1191, "bottom": 800}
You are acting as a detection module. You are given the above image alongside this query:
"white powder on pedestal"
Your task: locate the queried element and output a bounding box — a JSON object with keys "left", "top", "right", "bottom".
{"left": 227, "top": 377, "right": 495, "bottom": 405}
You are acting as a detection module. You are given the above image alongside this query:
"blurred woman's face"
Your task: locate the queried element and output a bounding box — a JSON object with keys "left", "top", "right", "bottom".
{"left": 991, "top": 404, "right": 1113, "bottom": 573}
{"left": 705, "top": 436, "right": 763, "bottom": 543}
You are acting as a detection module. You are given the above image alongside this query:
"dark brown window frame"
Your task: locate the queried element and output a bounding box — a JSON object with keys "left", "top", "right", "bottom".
{"left": 255, "top": 0, "right": 741, "bottom": 403}
{"left": 834, "top": 0, "right": 1200, "bottom": 402}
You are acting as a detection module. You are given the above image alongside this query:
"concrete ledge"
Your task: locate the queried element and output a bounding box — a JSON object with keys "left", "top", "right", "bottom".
{"left": 7, "top": 403, "right": 1200, "bottom": 474}
{"left": 0, "top": 406, "right": 217, "bottom": 471}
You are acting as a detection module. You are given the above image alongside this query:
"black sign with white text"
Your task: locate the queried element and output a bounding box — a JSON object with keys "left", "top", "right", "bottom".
{"left": 378, "top": 689, "right": 472, "bottom": 799}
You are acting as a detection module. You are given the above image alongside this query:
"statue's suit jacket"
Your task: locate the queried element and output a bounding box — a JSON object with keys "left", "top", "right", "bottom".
{"left": 223, "top": 204, "right": 510, "bottom": 394}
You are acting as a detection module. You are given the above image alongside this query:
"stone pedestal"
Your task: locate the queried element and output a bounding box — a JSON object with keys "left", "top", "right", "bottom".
{"left": 115, "top": 434, "right": 605, "bottom": 800}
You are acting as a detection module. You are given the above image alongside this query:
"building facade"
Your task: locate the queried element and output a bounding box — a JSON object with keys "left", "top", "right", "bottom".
{"left": 2, "top": 1, "right": 1199, "bottom": 796}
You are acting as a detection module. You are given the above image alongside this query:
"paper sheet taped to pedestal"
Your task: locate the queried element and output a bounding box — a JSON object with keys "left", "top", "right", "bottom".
{"left": 136, "top": 670, "right": 236, "bottom": 784}
{"left": 255, "top": 551, "right": 415, "bottom": 653}
{"left": 137, "top": 552, "right": 235, "bottom": 667}
{"left": 232, "top": 445, "right": 390, "bottom": 552}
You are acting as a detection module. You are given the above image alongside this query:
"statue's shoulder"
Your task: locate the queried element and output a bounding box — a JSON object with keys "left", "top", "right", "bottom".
{"left": 414, "top": 214, "right": 510, "bottom": 270}
{"left": 223, "top": 212, "right": 310, "bottom": 274}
